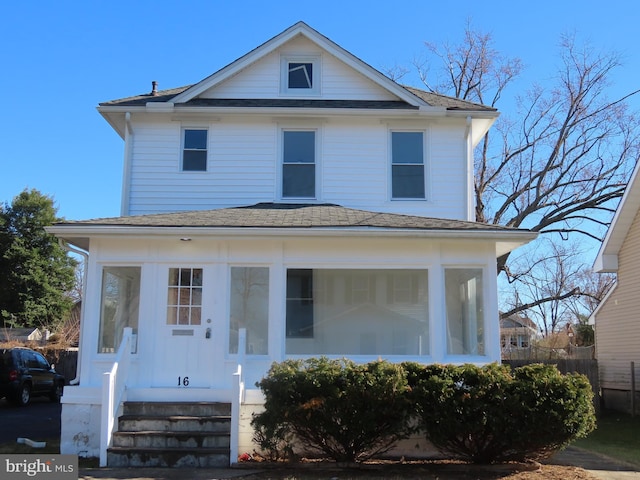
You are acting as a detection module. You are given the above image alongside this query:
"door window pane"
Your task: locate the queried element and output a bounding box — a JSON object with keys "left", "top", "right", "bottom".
{"left": 445, "top": 268, "right": 484, "bottom": 355}
{"left": 98, "top": 267, "right": 141, "bottom": 353}
{"left": 229, "top": 267, "right": 269, "bottom": 355}
{"left": 167, "top": 268, "right": 203, "bottom": 326}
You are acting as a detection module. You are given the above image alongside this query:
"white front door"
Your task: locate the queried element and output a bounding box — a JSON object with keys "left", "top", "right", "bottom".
{"left": 152, "top": 266, "right": 225, "bottom": 389}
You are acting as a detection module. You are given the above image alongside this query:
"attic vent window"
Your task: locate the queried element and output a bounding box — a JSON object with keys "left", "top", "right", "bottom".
{"left": 289, "top": 62, "right": 313, "bottom": 89}
{"left": 281, "top": 55, "right": 320, "bottom": 95}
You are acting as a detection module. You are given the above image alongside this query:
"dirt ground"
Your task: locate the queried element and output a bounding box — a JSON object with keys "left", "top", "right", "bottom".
{"left": 229, "top": 460, "right": 599, "bottom": 480}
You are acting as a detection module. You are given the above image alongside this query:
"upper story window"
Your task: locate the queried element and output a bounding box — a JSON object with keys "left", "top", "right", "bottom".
{"left": 281, "top": 55, "right": 320, "bottom": 95}
{"left": 289, "top": 62, "right": 313, "bottom": 89}
{"left": 391, "top": 131, "right": 425, "bottom": 199}
{"left": 282, "top": 130, "right": 316, "bottom": 198}
{"left": 182, "top": 129, "right": 208, "bottom": 171}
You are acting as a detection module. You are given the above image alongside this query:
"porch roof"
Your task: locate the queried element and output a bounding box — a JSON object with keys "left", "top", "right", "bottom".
{"left": 49, "top": 203, "right": 536, "bottom": 255}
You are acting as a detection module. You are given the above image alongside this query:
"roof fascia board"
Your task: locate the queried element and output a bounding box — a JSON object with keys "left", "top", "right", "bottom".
{"left": 593, "top": 158, "right": 640, "bottom": 269}
{"left": 47, "top": 224, "right": 536, "bottom": 243}
{"left": 171, "top": 22, "right": 428, "bottom": 108}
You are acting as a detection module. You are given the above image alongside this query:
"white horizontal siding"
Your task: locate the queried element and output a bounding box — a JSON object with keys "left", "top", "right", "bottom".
{"left": 429, "top": 125, "right": 467, "bottom": 219}
{"left": 201, "top": 36, "right": 397, "bottom": 101}
{"left": 126, "top": 117, "right": 469, "bottom": 219}
{"left": 595, "top": 207, "right": 640, "bottom": 390}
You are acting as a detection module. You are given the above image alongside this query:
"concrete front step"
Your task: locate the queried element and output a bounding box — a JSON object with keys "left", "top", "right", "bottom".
{"left": 123, "top": 401, "right": 231, "bottom": 417}
{"left": 112, "top": 430, "right": 230, "bottom": 449}
{"left": 107, "top": 447, "right": 230, "bottom": 468}
{"left": 107, "top": 401, "right": 232, "bottom": 468}
{"left": 117, "top": 414, "right": 231, "bottom": 433}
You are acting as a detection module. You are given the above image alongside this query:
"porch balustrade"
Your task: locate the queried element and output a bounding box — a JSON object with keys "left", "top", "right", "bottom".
{"left": 100, "top": 327, "right": 134, "bottom": 467}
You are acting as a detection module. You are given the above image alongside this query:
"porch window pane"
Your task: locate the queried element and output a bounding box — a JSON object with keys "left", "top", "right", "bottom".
{"left": 445, "top": 268, "right": 484, "bottom": 355}
{"left": 285, "top": 269, "right": 429, "bottom": 355}
{"left": 98, "top": 266, "right": 141, "bottom": 354}
{"left": 229, "top": 267, "right": 269, "bottom": 355}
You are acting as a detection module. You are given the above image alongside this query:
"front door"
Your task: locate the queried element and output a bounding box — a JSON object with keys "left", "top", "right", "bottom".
{"left": 152, "top": 266, "right": 225, "bottom": 389}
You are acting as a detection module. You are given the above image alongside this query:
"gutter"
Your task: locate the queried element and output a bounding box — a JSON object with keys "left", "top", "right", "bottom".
{"left": 464, "top": 116, "right": 473, "bottom": 221}
{"left": 58, "top": 239, "right": 88, "bottom": 386}
{"left": 120, "top": 113, "right": 133, "bottom": 215}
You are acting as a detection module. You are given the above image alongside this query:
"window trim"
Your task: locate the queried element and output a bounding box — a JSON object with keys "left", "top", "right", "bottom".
{"left": 280, "top": 127, "right": 319, "bottom": 200}
{"left": 280, "top": 55, "right": 321, "bottom": 96}
{"left": 181, "top": 128, "right": 208, "bottom": 172}
{"left": 390, "top": 129, "right": 427, "bottom": 200}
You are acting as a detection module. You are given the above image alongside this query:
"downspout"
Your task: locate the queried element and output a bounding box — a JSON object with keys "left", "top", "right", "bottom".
{"left": 120, "top": 112, "right": 134, "bottom": 216}
{"left": 464, "top": 116, "right": 473, "bottom": 221}
{"left": 59, "top": 239, "right": 89, "bottom": 385}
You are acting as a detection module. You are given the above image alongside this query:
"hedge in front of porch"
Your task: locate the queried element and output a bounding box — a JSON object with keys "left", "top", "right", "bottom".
{"left": 251, "top": 358, "right": 596, "bottom": 464}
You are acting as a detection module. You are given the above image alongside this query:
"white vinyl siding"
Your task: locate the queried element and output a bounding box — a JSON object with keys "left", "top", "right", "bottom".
{"left": 200, "top": 37, "right": 398, "bottom": 101}
{"left": 595, "top": 207, "right": 640, "bottom": 390}
{"left": 126, "top": 118, "right": 469, "bottom": 218}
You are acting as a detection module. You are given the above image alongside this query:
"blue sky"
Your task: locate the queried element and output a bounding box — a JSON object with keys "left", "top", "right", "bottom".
{"left": 2, "top": 0, "right": 639, "bottom": 222}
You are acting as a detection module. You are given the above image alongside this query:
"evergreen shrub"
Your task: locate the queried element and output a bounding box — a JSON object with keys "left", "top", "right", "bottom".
{"left": 404, "top": 362, "right": 596, "bottom": 463}
{"left": 251, "top": 357, "right": 413, "bottom": 462}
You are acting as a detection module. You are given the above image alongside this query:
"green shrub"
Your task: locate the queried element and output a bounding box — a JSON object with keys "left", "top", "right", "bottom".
{"left": 252, "top": 357, "right": 413, "bottom": 462}
{"left": 406, "top": 362, "right": 596, "bottom": 463}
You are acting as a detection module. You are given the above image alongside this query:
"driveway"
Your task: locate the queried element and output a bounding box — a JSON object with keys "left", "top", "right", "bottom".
{"left": 0, "top": 396, "right": 61, "bottom": 444}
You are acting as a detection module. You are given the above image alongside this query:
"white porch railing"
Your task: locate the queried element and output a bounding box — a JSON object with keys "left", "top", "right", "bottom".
{"left": 100, "top": 327, "right": 134, "bottom": 467}
{"left": 230, "top": 327, "right": 247, "bottom": 465}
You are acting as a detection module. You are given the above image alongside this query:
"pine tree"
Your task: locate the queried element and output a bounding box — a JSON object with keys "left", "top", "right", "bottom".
{"left": 0, "top": 189, "right": 76, "bottom": 329}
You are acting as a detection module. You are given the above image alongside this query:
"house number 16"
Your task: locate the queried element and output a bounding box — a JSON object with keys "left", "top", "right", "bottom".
{"left": 178, "top": 376, "right": 190, "bottom": 386}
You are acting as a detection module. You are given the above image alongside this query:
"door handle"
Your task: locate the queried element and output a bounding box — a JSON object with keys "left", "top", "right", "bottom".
{"left": 205, "top": 327, "right": 211, "bottom": 339}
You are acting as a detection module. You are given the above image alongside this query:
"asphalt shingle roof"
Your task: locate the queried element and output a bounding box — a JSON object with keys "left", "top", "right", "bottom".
{"left": 56, "top": 203, "right": 522, "bottom": 233}
{"left": 99, "top": 85, "right": 495, "bottom": 112}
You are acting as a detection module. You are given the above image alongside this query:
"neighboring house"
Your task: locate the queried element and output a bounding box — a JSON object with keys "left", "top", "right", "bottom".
{"left": 592, "top": 157, "right": 640, "bottom": 414}
{"left": 500, "top": 313, "right": 537, "bottom": 352}
{"left": 48, "top": 22, "right": 536, "bottom": 464}
{"left": 0, "top": 327, "right": 43, "bottom": 343}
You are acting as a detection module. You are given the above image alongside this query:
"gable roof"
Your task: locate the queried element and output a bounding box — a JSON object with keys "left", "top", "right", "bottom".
{"left": 593, "top": 159, "right": 640, "bottom": 272}
{"left": 49, "top": 203, "right": 536, "bottom": 256}
{"left": 169, "top": 21, "right": 423, "bottom": 106}
{"left": 98, "top": 21, "right": 498, "bottom": 142}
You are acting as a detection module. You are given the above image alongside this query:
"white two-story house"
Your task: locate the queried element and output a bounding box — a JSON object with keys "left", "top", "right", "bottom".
{"left": 49, "top": 22, "right": 536, "bottom": 466}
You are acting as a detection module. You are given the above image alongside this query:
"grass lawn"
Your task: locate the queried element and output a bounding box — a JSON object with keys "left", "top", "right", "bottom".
{"left": 573, "top": 410, "right": 640, "bottom": 467}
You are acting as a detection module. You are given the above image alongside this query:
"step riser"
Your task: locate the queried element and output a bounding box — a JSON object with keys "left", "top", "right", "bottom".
{"left": 113, "top": 434, "right": 229, "bottom": 449}
{"left": 108, "top": 402, "right": 232, "bottom": 468}
{"left": 124, "top": 402, "right": 231, "bottom": 417}
{"left": 118, "top": 418, "right": 230, "bottom": 433}
{"left": 107, "top": 451, "right": 230, "bottom": 468}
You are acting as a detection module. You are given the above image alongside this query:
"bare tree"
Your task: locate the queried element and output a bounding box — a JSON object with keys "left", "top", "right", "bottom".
{"left": 501, "top": 240, "right": 614, "bottom": 335}
{"left": 417, "top": 26, "right": 640, "bottom": 316}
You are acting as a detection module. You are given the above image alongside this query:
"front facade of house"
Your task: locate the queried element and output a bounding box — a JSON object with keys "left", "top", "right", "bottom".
{"left": 592, "top": 158, "right": 640, "bottom": 414}
{"left": 49, "top": 22, "right": 535, "bottom": 462}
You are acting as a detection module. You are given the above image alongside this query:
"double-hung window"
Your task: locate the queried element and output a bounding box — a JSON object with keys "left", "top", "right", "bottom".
{"left": 391, "top": 131, "right": 425, "bottom": 199}
{"left": 282, "top": 130, "right": 316, "bottom": 198}
{"left": 182, "top": 129, "right": 208, "bottom": 171}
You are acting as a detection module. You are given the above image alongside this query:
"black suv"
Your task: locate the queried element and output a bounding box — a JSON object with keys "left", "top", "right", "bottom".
{"left": 0, "top": 347, "right": 65, "bottom": 406}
